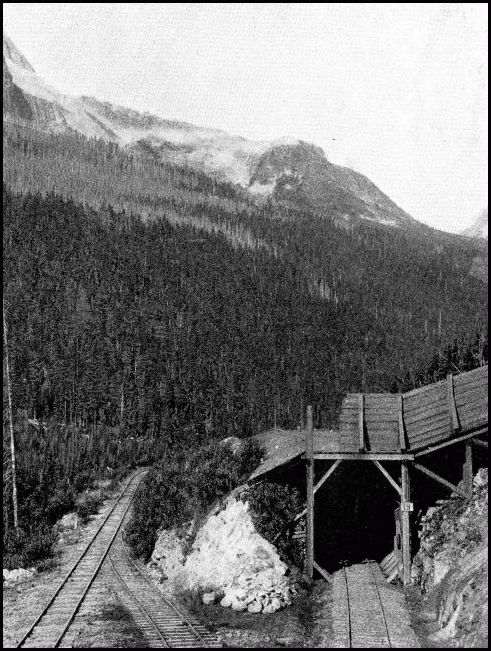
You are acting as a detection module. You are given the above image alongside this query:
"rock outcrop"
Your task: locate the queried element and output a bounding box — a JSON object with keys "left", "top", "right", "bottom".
{"left": 148, "top": 490, "right": 297, "bottom": 614}
{"left": 412, "top": 468, "right": 488, "bottom": 647}
{"left": 3, "top": 567, "right": 36, "bottom": 587}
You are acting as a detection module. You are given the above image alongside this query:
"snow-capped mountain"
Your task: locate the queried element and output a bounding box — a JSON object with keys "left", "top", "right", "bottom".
{"left": 3, "top": 34, "right": 413, "bottom": 227}
{"left": 461, "top": 208, "right": 488, "bottom": 240}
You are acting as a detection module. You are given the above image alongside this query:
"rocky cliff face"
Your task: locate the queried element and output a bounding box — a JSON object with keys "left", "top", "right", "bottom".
{"left": 412, "top": 468, "right": 488, "bottom": 647}
{"left": 3, "top": 55, "right": 33, "bottom": 121}
{"left": 250, "top": 141, "right": 415, "bottom": 226}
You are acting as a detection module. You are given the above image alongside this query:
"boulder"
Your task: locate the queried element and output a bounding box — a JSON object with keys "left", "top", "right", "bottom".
{"left": 220, "top": 594, "right": 233, "bottom": 608}
{"left": 263, "top": 597, "right": 282, "bottom": 614}
{"left": 231, "top": 599, "right": 248, "bottom": 611}
{"left": 148, "top": 527, "right": 188, "bottom": 590}
{"left": 202, "top": 591, "right": 216, "bottom": 605}
{"left": 248, "top": 599, "right": 263, "bottom": 613}
{"left": 59, "top": 512, "right": 79, "bottom": 530}
{"left": 3, "top": 567, "right": 36, "bottom": 586}
{"left": 149, "top": 491, "right": 296, "bottom": 614}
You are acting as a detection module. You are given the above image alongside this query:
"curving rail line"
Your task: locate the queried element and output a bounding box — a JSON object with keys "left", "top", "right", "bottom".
{"left": 15, "top": 470, "right": 220, "bottom": 648}
{"left": 108, "top": 532, "right": 220, "bottom": 647}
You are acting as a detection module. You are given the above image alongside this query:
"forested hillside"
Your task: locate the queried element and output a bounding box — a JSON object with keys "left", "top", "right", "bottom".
{"left": 3, "top": 121, "right": 488, "bottom": 567}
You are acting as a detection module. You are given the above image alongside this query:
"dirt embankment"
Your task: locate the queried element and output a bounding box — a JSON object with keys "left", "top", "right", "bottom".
{"left": 410, "top": 468, "right": 488, "bottom": 648}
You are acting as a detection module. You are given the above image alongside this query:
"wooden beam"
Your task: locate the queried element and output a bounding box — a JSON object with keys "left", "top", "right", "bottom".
{"left": 401, "top": 462, "right": 411, "bottom": 586}
{"left": 313, "top": 459, "right": 343, "bottom": 495}
{"left": 413, "top": 462, "right": 469, "bottom": 498}
{"left": 305, "top": 405, "right": 314, "bottom": 582}
{"left": 463, "top": 441, "right": 473, "bottom": 497}
{"left": 312, "top": 452, "right": 414, "bottom": 461}
{"left": 414, "top": 429, "right": 488, "bottom": 457}
{"left": 372, "top": 460, "right": 402, "bottom": 495}
{"left": 358, "top": 393, "right": 365, "bottom": 452}
{"left": 447, "top": 373, "right": 460, "bottom": 433}
{"left": 472, "top": 438, "right": 488, "bottom": 448}
{"left": 398, "top": 394, "right": 407, "bottom": 452}
{"left": 313, "top": 560, "right": 331, "bottom": 583}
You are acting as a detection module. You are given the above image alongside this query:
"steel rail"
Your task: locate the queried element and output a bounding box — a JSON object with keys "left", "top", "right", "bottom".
{"left": 119, "top": 531, "right": 214, "bottom": 647}
{"left": 16, "top": 470, "right": 146, "bottom": 648}
{"left": 107, "top": 542, "right": 170, "bottom": 648}
{"left": 367, "top": 562, "right": 392, "bottom": 648}
{"left": 342, "top": 566, "right": 353, "bottom": 648}
{"left": 52, "top": 474, "right": 145, "bottom": 648}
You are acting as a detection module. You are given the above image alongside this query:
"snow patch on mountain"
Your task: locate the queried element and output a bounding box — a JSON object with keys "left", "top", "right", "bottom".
{"left": 3, "top": 33, "right": 418, "bottom": 229}
{"left": 462, "top": 208, "right": 488, "bottom": 239}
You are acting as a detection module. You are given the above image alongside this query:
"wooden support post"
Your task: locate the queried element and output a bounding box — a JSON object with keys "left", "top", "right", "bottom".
{"left": 447, "top": 373, "right": 460, "bottom": 433}
{"left": 400, "top": 462, "right": 411, "bottom": 586}
{"left": 358, "top": 393, "right": 365, "bottom": 452}
{"left": 463, "top": 441, "right": 473, "bottom": 497}
{"left": 305, "top": 405, "right": 314, "bottom": 582}
{"left": 398, "top": 394, "right": 407, "bottom": 451}
{"left": 313, "top": 560, "right": 331, "bottom": 583}
{"left": 413, "top": 462, "right": 469, "bottom": 498}
{"left": 313, "top": 459, "right": 342, "bottom": 495}
{"left": 373, "top": 460, "right": 402, "bottom": 495}
{"left": 414, "top": 430, "right": 487, "bottom": 457}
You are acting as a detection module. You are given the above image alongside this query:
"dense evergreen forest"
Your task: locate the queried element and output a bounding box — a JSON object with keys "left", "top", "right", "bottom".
{"left": 3, "top": 122, "right": 488, "bottom": 566}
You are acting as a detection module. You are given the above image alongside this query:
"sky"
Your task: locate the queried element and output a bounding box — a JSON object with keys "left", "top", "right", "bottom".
{"left": 3, "top": 3, "right": 488, "bottom": 232}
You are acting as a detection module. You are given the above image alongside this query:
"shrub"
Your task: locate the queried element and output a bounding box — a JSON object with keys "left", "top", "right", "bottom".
{"left": 125, "top": 437, "right": 266, "bottom": 561}
{"left": 44, "top": 486, "right": 76, "bottom": 524}
{"left": 76, "top": 493, "right": 103, "bottom": 524}
{"left": 3, "top": 524, "right": 58, "bottom": 569}
{"left": 249, "top": 481, "right": 304, "bottom": 567}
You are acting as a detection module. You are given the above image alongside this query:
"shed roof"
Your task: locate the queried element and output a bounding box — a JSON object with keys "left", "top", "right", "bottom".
{"left": 250, "top": 365, "right": 488, "bottom": 480}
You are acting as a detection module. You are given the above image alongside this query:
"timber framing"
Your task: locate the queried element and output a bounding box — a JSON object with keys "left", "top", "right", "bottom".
{"left": 308, "top": 452, "right": 414, "bottom": 460}
{"left": 414, "top": 428, "right": 488, "bottom": 457}
{"left": 298, "top": 365, "right": 487, "bottom": 587}
{"left": 472, "top": 437, "right": 488, "bottom": 448}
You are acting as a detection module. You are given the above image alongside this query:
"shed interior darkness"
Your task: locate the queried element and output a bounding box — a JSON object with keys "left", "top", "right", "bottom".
{"left": 265, "top": 440, "right": 487, "bottom": 576}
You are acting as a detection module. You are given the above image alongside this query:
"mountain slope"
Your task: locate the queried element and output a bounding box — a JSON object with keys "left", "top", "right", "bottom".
{"left": 462, "top": 208, "right": 488, "bottom": 239}
{"left": 3, "top": 33, "right": 417, "bottom": 228}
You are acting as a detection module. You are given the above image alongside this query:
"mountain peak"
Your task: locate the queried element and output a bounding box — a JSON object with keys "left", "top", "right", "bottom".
{"left": 3, "top": 34, "right": 35, "bottom": 73}
{"left": 462, "top": 208, "right": 488, "bottom": 239}
{"left": 3, "top": 34, "right": 419, "bottom": 230}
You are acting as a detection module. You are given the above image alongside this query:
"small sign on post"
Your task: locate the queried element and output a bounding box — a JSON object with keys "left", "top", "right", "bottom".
{"left": 400, "top": 501, "right": 414, "bottom": 512}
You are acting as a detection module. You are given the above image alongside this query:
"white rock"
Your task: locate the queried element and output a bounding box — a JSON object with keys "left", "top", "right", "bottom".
{"left": 231, "top": 599, "right": 248, "bottom": 611}
{"left": 262, "top": 599, "right": 281, "bottom": 614}
{"left": 202, "top": 591, "right": 216, "bottom": 605}
{"left": 3, "top": 567, "right": 35, "bottom": 586}
{"left": 248, "top": 599, "right": 263, "bottom": 613}
{"left": 433, "top": 558, "right": 451, "bottom": 586}
{"left": 220, "top": 595, "right": 232, "bottom": 608}
{"left": 59, "top": 512, "right": 79, "bottom": 530}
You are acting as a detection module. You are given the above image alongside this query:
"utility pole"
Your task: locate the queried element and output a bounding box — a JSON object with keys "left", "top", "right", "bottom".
{"left": 3, "top": 299, "right": 19, "bottom": 536}
{"left": 305, "top": 405, "right": 314, "bottom": 581}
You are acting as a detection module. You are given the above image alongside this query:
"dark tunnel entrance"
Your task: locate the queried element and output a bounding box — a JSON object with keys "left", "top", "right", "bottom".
{"left": 313, "top": 461, "right": 399, "bottom": 573}
{"left": 261, "top": 436, "right": 488, "bottom": 578}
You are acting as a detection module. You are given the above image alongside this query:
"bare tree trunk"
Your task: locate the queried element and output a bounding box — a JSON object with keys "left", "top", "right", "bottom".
{"left": 3, "top": 300, "right": 19, "bottom": 536}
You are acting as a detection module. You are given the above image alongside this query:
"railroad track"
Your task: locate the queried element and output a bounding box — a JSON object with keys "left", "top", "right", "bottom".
{"left": 107, "top": 532, "right": 220, "bottom": 647}
{"left": 15, "top": 470, "right": 220, "bottom": 648}
{"left": 329, "top": 562, "right": 420, "bottom": 648}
